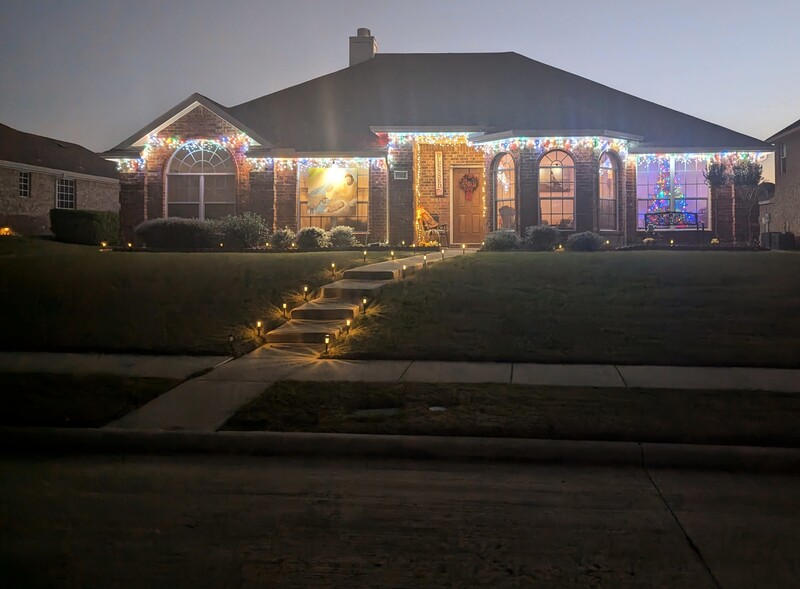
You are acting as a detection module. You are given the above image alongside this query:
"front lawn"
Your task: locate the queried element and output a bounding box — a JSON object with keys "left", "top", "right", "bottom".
{"left": 223, "top": 381, "right": 800, "bottom": 447}
{"left": 0, "top": 237, "right": 400, "bottom": 355}
{"left": 333, "top": 251, "right": 800, "bottom": 367}
{"left": 1, "top": 372, "right": 181, "bottom": 427}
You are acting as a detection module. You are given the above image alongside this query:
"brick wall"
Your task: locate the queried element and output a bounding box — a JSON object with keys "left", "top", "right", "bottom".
{"left": 249, "top": 162, "right": 275, "bottom": 230}
{"left": 712, "top": 184, "right": 734, "bottom": 243}
{"left": 388, "top": 143, "right": 414, "bottom": 245}
{"left": 274, "top": 164, "right": 297, "bottom": 231}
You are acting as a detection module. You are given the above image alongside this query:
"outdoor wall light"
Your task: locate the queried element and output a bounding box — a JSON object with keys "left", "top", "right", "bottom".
{"left": 303, "top": 285, "right": 309, "bottom": 301}
{"left": 324, "top": 334, "right": 330, "bottom": 353}
{"left": 282, "top": 302, "right": 287, "bottom": 318}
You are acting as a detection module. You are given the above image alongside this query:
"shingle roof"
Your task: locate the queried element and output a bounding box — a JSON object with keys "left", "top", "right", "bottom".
{"left": 766, "top": 117, "right": 800, "bottom": 143}
{"left": 1, "top": 123, "right": 118, "bottom": 179}
{"left": 228, "top": 52, "right": 771, "bottom": 153}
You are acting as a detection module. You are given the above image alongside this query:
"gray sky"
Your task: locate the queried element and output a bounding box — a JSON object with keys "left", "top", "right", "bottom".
{"left": 1, "top": 0, "right": 797, "bottom": 151}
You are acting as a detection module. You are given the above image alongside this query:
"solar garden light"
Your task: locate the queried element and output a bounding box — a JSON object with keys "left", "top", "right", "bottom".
{"left": 331, "top": 262, "right": 336, "bottom": 276}
{"left": 291, "top": 241, "right": 296, "bottom": 248}
{"left": 127, "top": 242, "right": 133, "bottom": 249}
{"left": 282, "top": 302, "right": 287, "bottom": 318}
{"left": 402, "top": 264, "right": 407, "bottom": 278}
{"left": 461, "top": 243, "right": 466, "bottom": 255}
{"left": 401, "top": 240, "right": 405, "bottom": 246}
{"left": 363, "top": 249, "right": 367, "bottom": 262}
{"left": 670, "top": 239, "right": 675, "bottom": 246}
{"left": 390, "top": 250, "right": 395, "bottom": 260}
{"left": 345, "top": 318, "right": 351, "bottom": 333}
{"left": 423, "top": 254, "right": 427, "bottom": 268}
{"left": 441, "top": 248, "right": 445, "bottom": 260}
{"left": 324, "top": 334, "right": 330, "bottom": 353}
{"left": 362, "top": 297, "right": 368, "bottom": 313}
{"left": 303, "top": 285, "right": 309, "bottom": 301}
{"left": 219, "top": 242, "right": 224, "bottom": 248}
{"left": 256, "top": 320, "right": 263, "bottom": 336}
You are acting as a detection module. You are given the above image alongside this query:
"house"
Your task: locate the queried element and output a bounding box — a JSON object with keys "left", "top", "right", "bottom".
{"left": 760, "top": 118, "right": 800, "bottom": 248}
{"left": 102, "top": 28, "right": 772, "bottom": 246}
{"left": 0, "top": 123, "right": 119, "bottom": 235}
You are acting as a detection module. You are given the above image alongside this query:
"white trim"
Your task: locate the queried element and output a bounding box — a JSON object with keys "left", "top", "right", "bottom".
{"left": 0, "top": 160, "right": 119, "bottom": 185}
{"left": 129, "top": 101, "right": 262, "bottom": 148}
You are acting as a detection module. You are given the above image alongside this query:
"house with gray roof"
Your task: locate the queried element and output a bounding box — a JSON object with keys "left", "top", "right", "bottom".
{"left": 103, "top": 28, "right": 772, "bottom": 245}
{"left": 1, "top": 123, "right": 119, "bottom": 234}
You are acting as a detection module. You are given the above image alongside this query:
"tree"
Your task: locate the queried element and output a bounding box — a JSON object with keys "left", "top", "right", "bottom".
{"left": 731, "top": 160, "right": 764, "bottom": 244}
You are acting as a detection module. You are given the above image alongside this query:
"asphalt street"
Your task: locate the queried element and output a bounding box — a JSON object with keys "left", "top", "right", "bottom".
{"left": 1, "top": 454, "right": 798, "bottom": 588}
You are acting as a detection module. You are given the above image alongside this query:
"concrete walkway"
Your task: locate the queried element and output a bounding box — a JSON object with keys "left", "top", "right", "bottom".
{"left": 0, "top": 351, "right": 229, "bottom": 379}
{"left": 105, "top": 341, "right": 800, "bottom": 432}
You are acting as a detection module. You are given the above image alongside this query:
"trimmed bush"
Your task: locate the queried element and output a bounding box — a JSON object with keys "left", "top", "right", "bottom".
{"left": 50, "top": 209, "right": 120, "bottom": 245}
{"left": 566, "top": 231, "right": 604, "bottom": 252}
{"left": 296, "top": 226, "right": 329, "bottom": 250}
{"left": 218, "top": 213, "right": 270, "bottom": 249}
{"left": 328, "top": 225, "right": 357, "bottom": 248}
{"left": 270, "top": 227, "right": 296, "bottom": 250}
{"left": 483, "top": 230, "right": 519, "bottom": 251}
{"left": 134, "top": 218, "right": 217, "bottom": 250}
{"left": 522, "top": 225, "right": 560, "bottom": 251}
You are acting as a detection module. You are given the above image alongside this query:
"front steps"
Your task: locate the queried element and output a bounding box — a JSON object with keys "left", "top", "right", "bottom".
{"left": 264, "top": 249, "right": 473, "bottom": 345}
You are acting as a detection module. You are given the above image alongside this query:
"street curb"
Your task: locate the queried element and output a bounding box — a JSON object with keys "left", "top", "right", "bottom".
{"left": 2, "top": 427, "right": 799, "bottom": 472}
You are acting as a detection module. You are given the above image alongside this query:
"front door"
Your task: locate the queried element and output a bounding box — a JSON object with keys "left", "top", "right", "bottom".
{"left": 452, "top": 167, "right": 485, "bottom": 244}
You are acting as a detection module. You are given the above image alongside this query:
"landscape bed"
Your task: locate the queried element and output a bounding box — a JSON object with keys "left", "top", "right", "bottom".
{"left": 333, "top": 251, "right": 800, "bottom": 367}
{"left": 224, "top": 380, "right": 800, "bottom": 447}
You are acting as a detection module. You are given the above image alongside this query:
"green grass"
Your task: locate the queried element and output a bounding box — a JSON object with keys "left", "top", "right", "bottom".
{"left": 0, "top": 237, "right": 402, "bottom": 355}
{"left": 334, "top": 251, "right": 800, "bottom": 367}
{"left": 223, "top": 380, "right": 800, "bottom": 447}
{"left": 1, "top": 372, "right": 181, "bottom": 427}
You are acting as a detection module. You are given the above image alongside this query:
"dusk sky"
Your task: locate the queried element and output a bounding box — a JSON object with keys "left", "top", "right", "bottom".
{"left": 1, "top": 0, "right": 798, "bottom": 151}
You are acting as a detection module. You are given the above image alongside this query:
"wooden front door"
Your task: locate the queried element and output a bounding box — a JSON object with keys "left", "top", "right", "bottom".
{"left": 452, "top": 167, "right": 485, "bottom": 244}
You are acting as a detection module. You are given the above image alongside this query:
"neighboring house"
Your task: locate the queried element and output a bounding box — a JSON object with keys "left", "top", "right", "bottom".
{"left": 0, "top": 123, "right": 119, "bottom": 235}
{"left": 760, "top": 118, "right": 800, "bottom": 247}
{"left": 102, "top": 28, "right": 772, "bottom": 245}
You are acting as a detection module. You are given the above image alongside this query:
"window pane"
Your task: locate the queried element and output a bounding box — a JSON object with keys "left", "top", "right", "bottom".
{"left": 204, "top": 175, "right": 236, "bottom": 203}
{"left": 204, "top": 203, "right": 236, "bottom": 219}
{"left": 168, "top": 203, "right": 200, "bottom": 218}
{"left": 168, "top": 175, "right": 200, "bottom": 202}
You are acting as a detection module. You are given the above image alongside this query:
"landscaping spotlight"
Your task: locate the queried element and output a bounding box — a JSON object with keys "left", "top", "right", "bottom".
{"left": 324, "top": 334, "right": 330, "bottom": 353}
{"left": 303, "top": 285, "right": 308, "bottom": 301}
{"left": 282, "top": 302, "right": 287, "bottom": 318}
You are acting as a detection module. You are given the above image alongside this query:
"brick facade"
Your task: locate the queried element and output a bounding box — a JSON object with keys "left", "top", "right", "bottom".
{"left": 1, "top": 165, "right": 119, "bottom": 235}
{"left": 388, "top": 143, "right": 414, "bottom": 245}
{"left": 761, "top": 127, "right": 800, "bottom": 246}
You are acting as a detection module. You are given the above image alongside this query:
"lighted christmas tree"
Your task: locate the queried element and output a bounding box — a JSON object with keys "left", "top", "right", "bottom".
{"left": 647, "top": 158, "right": 671, "bottom": 214}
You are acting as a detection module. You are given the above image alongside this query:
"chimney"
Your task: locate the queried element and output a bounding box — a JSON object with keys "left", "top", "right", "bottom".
{"left": 349, "top": 28, "right": 378, "bottom": 67}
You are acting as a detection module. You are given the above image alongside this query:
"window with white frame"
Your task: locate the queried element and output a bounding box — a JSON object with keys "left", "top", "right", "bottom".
{"left": 598, "top": 153, "right": 617, "bottom": 231}
{"left": 298, "top": 166, "right": 370, "bottom": 232}
{"left": 635, "top": 156, "right": 710, "bottom": 229}
{"left": 167, "top": 141, "right": 236, "bottom": 220}
{"left": 493, "top": 153, "right": 516, "bottom": 230}
{"left": 18, "top": 171, "right": 30, "bottom": 198}
{"left": 56, "top": 178, "right": 76, "bottom": 209}
{"left": 538, "top": 150, "right": 575, "bottom": 229}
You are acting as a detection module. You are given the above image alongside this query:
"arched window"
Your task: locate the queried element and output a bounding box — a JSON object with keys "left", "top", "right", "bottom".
{"left": 167, "top": 141, "right": 236, "bottom": 219}
{"left": 598, "top": 153, "right": 618, "bottom": 231}
{"left": 493, "top": 153, "right": 516, "bottom": 230}
{"left": 538, "top": 150, "right": 575, "bottom": 229}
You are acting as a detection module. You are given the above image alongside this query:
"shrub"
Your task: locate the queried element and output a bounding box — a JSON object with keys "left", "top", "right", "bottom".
{"left": 270, "top": 227, "right": 296, "bottom": 250}
{"left": 328, "top": 225, "right": 357, "bottom": 248}
{"left": 566, "top": 231, "right": 604, "bottom": 252}
{"left": 218, "top": 213, "right": 270, "bottom": 249}
{"left": 134, "top": 218, "right": 217, "bottom": 250}
{"left": 50, "top": 209, "right": 120, "bottom": 245}
{"left": 522, "top": 225, "right": 560, "bottom": 251}
{"left": 296, "top": 226, "right": 329, "bottom": 250}
{"left": 482, "top": 230, "right": 519, "bottom": 251}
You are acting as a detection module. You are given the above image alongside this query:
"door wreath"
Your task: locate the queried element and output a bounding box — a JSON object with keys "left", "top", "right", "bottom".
{"left": 459, "top": 173, "right": 479, "bottom": 201}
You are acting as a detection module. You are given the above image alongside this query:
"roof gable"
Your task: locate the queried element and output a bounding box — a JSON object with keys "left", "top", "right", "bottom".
{"left": 767, "top": 117, "right": 800, "bottom": 143}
